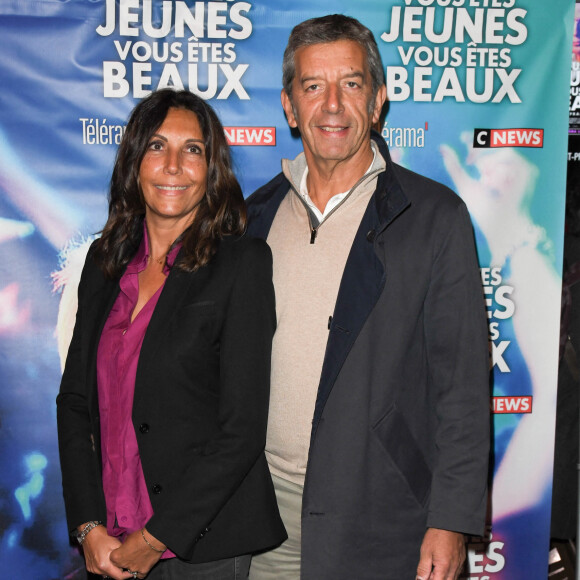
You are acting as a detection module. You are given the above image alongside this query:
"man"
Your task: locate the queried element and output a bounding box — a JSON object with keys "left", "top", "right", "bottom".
{"left": 247, "top": 14, "right": 490, "bottom": 580}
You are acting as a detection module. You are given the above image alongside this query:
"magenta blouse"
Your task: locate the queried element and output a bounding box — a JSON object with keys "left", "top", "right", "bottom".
{"left": 96, "top": 226, "right": 180, "bottom": 557}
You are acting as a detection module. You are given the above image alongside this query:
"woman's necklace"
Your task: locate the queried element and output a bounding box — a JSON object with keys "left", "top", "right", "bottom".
{"left": 149, "top": 251, "right": 168, "bottom": 265}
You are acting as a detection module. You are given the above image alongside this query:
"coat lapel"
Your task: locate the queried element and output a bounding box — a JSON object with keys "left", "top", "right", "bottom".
{"left": 311, "top": 138, "right": 410, "bottom": 438}
{"left": 246, "top": 135, "right": 411, "bottom": 441}
{"left": 246, "top": 172, "right": 289, "bottom": 240}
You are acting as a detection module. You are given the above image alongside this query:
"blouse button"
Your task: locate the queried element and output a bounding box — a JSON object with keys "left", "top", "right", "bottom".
{"left": 139, "top": 423, "right": 150, "bottom": 434}
{"left": 152, "top": 484, "right": 163, "bottom": 494}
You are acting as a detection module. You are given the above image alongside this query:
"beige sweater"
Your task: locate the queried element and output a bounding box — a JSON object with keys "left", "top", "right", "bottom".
{"left": 265, "top": 147, "right": 386, "bottom": 486}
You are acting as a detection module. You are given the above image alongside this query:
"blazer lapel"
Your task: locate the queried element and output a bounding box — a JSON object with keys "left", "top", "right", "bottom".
{"left": 81, "top": 254, "right": 199, "bottom": 418}
{"left": 134, "top": 259, "right": 202, "bottom": 390}
{"left": 85, "top": 277, "right": 121, "bottom": 416}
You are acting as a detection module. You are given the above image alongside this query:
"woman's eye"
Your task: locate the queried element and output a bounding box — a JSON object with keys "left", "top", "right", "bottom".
{"left": 187, "top": 145, "right": 202, "bottom": 154}
{"left": 148, "top": 141, "right": 163, "bottom": 150}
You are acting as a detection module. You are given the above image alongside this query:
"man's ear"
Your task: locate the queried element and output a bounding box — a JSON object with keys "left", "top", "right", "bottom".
{"left": 281, "top": 89, "right": 298, "bottom": 129}
{"left": 372, "top": 84, "right": 387, "bottom": 125}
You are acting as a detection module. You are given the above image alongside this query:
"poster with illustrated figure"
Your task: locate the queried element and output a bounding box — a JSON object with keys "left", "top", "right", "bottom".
{"left": 0, "top": 1, "right": 574, "bottom": 578}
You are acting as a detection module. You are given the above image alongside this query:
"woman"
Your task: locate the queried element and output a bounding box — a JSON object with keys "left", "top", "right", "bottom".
{"left": 57, "top": 89, "right": 286, "bottom": 580}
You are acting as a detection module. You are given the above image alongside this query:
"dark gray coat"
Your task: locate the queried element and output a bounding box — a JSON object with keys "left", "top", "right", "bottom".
{"left": 246, "top": 133, "right": 490, "bottom": 579}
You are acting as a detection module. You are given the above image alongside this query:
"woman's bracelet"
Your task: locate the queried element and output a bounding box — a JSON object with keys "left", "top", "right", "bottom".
{"left": 141, "top": 528, "right": 165, "bottom": 553}
{"left": 76, "top": 521, "right": 102, "bottom": 545}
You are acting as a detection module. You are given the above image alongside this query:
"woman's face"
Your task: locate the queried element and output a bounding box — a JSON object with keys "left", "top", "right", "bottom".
{"left": 139, "top": 107, "right": 208, "bottom": 232}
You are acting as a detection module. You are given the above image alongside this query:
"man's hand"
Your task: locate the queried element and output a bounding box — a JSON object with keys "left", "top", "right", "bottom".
{"left": 110, "top": 529, "right": 165, "bottom": 579}
{"left": 80, "top": 524, "right": 133, "bottom": 580}
{"left": 416, "top": 528, "right": 466, "bottom": 580}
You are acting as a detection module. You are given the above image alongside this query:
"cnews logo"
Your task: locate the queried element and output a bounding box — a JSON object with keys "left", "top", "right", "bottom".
{"left": 473, "top": 128, "right": 544, "bottom": 148}
{"left": 224, "top": 127, "right": 276, "bottom": 146}
{"left": 491, "top": 396, "right": 532, "bottom": 414}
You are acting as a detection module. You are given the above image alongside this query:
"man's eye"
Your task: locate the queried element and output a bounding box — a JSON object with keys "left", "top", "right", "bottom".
{"left": 305, "top": 84, "right": 319, "bottom": 91}
{"left": 346, "top": 81, "right": 360, "bottom": 88}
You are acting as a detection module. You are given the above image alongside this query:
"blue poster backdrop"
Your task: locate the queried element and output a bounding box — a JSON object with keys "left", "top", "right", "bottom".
{"left": 0, "top": 1, "right": 574, "bottom": 578}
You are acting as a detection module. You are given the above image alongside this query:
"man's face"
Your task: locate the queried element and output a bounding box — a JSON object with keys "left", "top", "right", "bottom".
{"left": 282, "top": 39, "right": 386, "bottom": 171}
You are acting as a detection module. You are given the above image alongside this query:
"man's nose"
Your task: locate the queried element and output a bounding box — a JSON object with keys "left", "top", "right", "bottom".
{"left": 322, "top": 84, "right": 344, "bottom": 113}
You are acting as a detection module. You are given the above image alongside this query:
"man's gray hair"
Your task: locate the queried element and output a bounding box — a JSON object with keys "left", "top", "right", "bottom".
{"left": 282, "top": 14, "right": 385, "bottom": 99}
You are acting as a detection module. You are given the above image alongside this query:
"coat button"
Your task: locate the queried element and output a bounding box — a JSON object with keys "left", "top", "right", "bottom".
{"left": 152, "top": 484, "right": 162, "bottom": 494}
{"left": 366, "top": 229, "right": 376, "bottom": 242}
{"left": 198, "top": 526, "right": 211, "bottom": 540}
{"left": 139, "top": 423, "right": 150, "bottom": 434}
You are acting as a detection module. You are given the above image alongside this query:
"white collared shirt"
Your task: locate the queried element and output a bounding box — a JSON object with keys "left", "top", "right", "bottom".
{"left": 298, "top": 146, "right": 377, "bottom": 223}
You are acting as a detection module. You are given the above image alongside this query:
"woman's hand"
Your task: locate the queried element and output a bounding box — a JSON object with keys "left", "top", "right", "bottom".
{"left": 80, "top": 525, "right": 134, "bottom": 580}
{"left": 110, "top": 528, "right": 165, "bottom": 579}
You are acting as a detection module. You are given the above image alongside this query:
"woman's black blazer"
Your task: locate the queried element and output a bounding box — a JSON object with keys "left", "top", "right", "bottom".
{"left": 57, "top": 235, "right": 286, "bottom": 562}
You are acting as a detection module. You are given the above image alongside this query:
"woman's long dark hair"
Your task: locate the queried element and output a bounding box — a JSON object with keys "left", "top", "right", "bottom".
{"left": 93, "top": 89, "right": 246, "bottom": 278}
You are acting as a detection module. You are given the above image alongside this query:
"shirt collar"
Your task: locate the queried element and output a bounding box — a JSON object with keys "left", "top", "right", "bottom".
{"left": 298, "top": 143, "right": 378, "bottom": 222}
